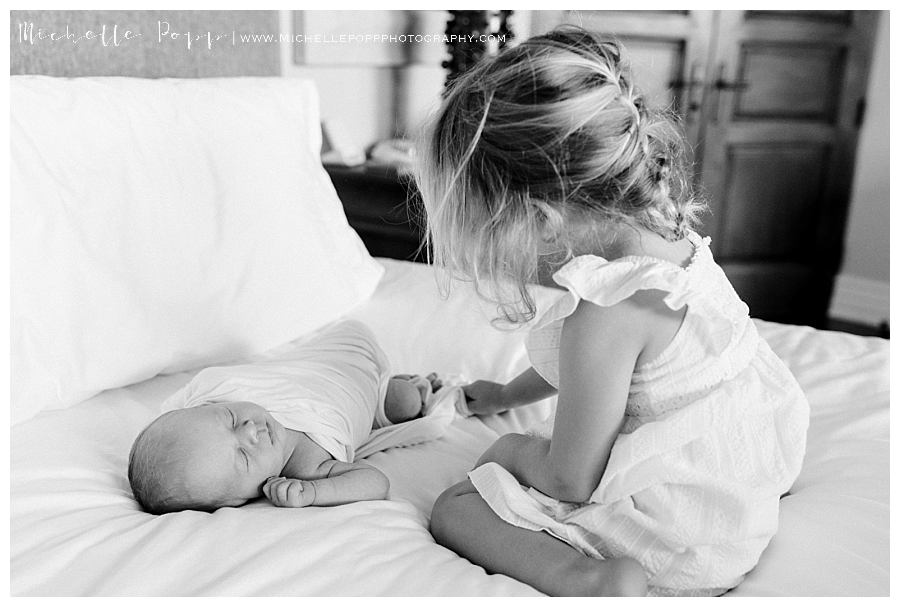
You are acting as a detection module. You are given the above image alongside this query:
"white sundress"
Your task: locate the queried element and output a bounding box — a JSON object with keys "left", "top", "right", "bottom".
{"left": 468, "top": 231, "right": 810, "bottom": 597}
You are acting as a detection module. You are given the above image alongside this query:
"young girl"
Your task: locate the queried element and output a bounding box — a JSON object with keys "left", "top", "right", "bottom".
{"left": 418, "top": 27, "right": 810, "bottom": 597}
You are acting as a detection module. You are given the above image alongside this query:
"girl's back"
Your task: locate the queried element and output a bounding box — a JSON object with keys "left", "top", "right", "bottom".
{"left": 495, "top": 228, "right": 810, "bottom": 595}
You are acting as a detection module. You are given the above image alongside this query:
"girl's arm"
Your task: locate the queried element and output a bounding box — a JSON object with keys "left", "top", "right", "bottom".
{"left": 475, "top": 296, "right": 649, "bottom": 503}
{"left": 504, "top": 366, "right": 559, "bottom": 406}
{"left": 464, "top": 366, "right": 557, "bottom": 415}
{"left": 263, "top": 460, "right": 389, "bottom": 507}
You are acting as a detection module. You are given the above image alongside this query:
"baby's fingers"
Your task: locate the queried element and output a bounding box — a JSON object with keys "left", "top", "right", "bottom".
{"left": 285, "top": 480, "right": 307, "bottom": 506}
{"left": 263, "top": 477, "right": 308, "bottom": 507}
{"left": 263, "top": 477, "right": 289, "bottom": 504}
{"left": 274, "top": 479, "right": 292, "bottom": 505}
{"left": 262, "top": 476, "right": 280, "bottom": 501}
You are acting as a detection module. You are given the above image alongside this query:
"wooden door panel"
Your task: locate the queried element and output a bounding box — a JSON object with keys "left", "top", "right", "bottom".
{"left": 745, "top": 11, "right": 852, "bottom": 25}
{"left": 527, "top": 10, "right": 878, "bottom": 326}
{"left": 721, "top": 262, "right": 817, "bottom": 324}
{"left": 718, "top": 143, "right": 829, "bottom": 260}
{"left": 734, "top": 43, "right": 845, "bottom": 122}
{"left": 702, "top": 10, "right": 877, "bottom": 325}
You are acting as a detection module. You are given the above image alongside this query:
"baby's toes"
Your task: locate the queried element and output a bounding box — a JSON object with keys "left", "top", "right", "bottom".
{"left": 427, "top": 373, "right": 443, "bottom": 390}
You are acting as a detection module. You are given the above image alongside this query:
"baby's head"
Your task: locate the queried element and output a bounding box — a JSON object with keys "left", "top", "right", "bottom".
{"left": 416, "top": 26, "right": 703, "bottom": 322}
{"left": 128, "top": 401, "right": 289, "bottom": 514}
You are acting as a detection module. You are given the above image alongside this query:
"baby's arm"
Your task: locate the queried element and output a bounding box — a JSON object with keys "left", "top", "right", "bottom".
{"left": 263, "top": 460, "right": 389, "bottom": 508}
{"left": 464, "top": 366, "right": 557, "bottom": 416}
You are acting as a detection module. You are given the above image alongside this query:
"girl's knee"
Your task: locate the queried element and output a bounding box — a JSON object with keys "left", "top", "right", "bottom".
{"left": 604, "top": 557, "right": 648, "bottom": 597}
{"left": 430, "top": 480, "right": 477, "bottom": 541}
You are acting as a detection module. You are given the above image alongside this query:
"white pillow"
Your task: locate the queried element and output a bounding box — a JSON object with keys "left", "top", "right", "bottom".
{"left": 10, "top": 76, "right": 384, "bottom": 426}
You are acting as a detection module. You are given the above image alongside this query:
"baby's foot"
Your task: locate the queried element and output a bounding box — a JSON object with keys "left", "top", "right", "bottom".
{"left": 384, "top": 375, "right": 430, "bottom": 423}
{"left": 392, "top": 374, "right": 438, "bottom": 405}
{"left": 426, "top": 372, "right": 443, "bottom": 392}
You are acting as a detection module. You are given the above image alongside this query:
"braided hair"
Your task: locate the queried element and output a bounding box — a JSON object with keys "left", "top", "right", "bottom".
{"left": 415, "top": 26, "right": 705, "bottom": 324}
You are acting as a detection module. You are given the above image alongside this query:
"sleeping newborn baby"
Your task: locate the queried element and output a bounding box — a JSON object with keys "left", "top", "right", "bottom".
{"left": 128, "top": 320, "right": 458, "bottom": 514}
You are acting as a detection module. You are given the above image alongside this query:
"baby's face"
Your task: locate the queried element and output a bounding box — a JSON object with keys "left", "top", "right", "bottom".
{"left": 163, "top": 401, "right": 290, "bottom": 508}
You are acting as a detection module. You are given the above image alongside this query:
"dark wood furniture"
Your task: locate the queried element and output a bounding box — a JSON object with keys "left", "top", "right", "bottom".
{"left": 325, "top": 162, "right": 427, "bottom": 263}
{"left": 327, "top": 5, "right": 879, "bottom": 330}
{"left": 533, "top": 10, "right": 879, "bottom": 328}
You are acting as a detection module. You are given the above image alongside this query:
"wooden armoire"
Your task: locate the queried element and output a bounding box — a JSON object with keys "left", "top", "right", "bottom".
{"left": 532, "top": 10, "right": 879, "bottom": 327}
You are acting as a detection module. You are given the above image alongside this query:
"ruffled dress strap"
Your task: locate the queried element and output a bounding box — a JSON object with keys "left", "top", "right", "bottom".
{"left": 532, "top": 231, "right": 709, "bottom": 333}
{"left": 560, "top": 255, "right": 692, "bottom": 306}
{"left": 526, "top": 232, "right": 711, "bottom": 388}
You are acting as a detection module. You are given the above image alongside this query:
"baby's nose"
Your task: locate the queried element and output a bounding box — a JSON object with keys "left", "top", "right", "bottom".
{"left": 241, "top": 420, "right": 261, "bottom": 445}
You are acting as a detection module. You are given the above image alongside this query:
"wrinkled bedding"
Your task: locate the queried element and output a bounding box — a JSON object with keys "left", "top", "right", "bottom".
{"left": 10, "top": 259, "right": 889, "bottom": 596}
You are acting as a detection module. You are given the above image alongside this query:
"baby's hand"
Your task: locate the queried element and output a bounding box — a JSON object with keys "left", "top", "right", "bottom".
{"left": 263, "top": 476, "right": 316, "bottom": 508}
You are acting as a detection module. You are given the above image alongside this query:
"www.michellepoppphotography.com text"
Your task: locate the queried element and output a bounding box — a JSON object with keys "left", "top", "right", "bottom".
{"left": 15, "top": 20, "right": 508, "bottom": 51}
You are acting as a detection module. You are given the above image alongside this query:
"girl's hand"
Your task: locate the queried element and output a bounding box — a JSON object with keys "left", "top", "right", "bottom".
{"left": 263, "top": 476, "right": 316, "bottom": 508}
{"left": 462, "top": 380, "right": 509, "bottom": 416}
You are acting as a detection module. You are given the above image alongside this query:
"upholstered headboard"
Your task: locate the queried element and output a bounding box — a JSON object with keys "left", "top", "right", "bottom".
{"left": 10, "top": 10, "right": 280, "bottom": 77}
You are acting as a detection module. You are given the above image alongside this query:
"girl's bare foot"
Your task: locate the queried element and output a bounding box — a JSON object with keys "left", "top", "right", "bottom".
{"left": 431, "top": 480, "right": 648, "bottom": 597}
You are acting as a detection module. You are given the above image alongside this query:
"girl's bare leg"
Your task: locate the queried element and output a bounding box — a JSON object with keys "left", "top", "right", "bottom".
{"left": 430, "top": 480, "right": 647, "bottom": 597}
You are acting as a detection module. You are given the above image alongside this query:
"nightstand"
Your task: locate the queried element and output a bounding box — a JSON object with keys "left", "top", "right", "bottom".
{"left": 324, "top": 162, "right": 428, "bottom": 263}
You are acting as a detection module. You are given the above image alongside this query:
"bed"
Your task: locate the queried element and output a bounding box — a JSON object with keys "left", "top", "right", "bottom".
{"left": 10, "top": 76, "right": 889, "bottom": 596}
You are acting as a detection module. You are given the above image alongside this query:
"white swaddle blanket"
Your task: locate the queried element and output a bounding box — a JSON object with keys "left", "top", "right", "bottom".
{"left": 161, "top": 320, "right": 463, "bottom": 462}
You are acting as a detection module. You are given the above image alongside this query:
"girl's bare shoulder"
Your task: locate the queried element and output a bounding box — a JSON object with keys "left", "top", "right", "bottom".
{"left": 563, "top": 290, "right": 684, "bottom": 368}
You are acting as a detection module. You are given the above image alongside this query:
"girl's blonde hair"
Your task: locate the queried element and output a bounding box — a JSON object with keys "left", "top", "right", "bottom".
{"left": 415, "top": 26, "right": 704, "bottom": 324}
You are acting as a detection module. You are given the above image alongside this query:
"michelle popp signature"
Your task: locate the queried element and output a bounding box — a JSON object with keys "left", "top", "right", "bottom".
{"left": 15, "top": 20, "right": 249, "bottom": 51}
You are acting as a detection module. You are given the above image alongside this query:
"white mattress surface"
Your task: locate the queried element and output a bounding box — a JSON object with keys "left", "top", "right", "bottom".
{"left": 10, "top": 259, "right": 889, "bottom": 596}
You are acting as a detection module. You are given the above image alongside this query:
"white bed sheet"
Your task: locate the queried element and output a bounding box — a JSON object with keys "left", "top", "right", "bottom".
{"left": 10, "top": 259, "right": 889, "bottom": 596}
